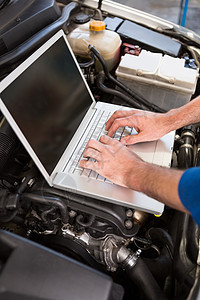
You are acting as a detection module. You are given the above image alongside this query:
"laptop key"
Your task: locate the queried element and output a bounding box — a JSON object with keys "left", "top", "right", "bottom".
{"left": 105, "top": 178, "right": 113, "bottom": 184}
{"left": 82, "top": 168, "right": 91, "bottom": 177}
{"left": 90, "top": 170, "right": 98, "bottom": 179}
{"left": 73, "top": 169, "right": 83, "bottom": 176}
{"left": 70, "top": 110, "right": 133, "bottom": 181}
{"left": 97, "top": 174, "right": 105, "bottom": 181}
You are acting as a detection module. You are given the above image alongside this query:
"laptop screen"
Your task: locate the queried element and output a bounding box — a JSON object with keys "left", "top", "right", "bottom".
{"left": 0, "top": 37, "right": 92, "bottom": 174}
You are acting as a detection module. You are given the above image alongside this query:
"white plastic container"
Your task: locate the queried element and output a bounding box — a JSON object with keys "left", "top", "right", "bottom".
{"left": 116, "top": 50, "right": 199, "bottom": 111}
{"left": 67, "top": 20, "right": 121, "bottom": 71}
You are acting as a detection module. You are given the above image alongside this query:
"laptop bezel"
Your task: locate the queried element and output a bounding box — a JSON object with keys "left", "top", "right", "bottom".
{"left": 0, "top": 30, "right": 96, "bottom": 186}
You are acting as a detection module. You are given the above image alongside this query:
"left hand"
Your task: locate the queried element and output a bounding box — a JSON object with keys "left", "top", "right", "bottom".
{"left": 79, "top": 135, "right": 143, "bottom": 188}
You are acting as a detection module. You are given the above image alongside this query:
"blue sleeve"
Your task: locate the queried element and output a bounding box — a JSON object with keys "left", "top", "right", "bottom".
{"left": 178, "top": 167, "right": 200, "bottom": 227}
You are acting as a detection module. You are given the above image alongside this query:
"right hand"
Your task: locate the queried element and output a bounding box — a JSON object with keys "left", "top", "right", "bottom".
{"left": 105, "top": 109, "right": 170, "bottom": 145}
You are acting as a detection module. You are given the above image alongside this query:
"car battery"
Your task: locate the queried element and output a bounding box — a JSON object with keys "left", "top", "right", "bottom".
{"left": 115, "top": 50, "right": 199, "bottom": 111}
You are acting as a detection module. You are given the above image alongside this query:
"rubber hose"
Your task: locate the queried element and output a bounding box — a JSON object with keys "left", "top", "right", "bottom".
{"left": 146, "top": 227, "right": 174, "bottom": 260}
{"left": 97, "top": 71, "right": 149, "bottom": 110}
{"left": 126, "top": 257, "right": 168, "bottom": 300}
{"left": 40, "top": 207, "right": 57, "bottom": 223}
{"left": 89, "top": 44, "right": 165, "bottom": 113}
{"left": 178, "top": 126, "right": 195, "bottom": 169}
{"left": 76, "top": 214, "right": 95, "bottom": 227}
{"left": 78, "top": 53, "right": 96, "bottom": 69}
{"left": 143, "top": 253, "right": 172, "bottom": 283}
{"left": 20, "top": 193, "right": 69, "bottom": 223}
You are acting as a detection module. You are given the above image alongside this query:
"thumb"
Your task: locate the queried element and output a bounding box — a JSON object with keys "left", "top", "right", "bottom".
{"left": 121, "top": 133, "right": 146, "bottom": 145}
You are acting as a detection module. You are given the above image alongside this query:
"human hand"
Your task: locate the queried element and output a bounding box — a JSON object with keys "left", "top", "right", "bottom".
{"left": 79, "top": 135, "right": 144, "bottom": 189}
{"left": 105, "top": 109, "right": 169, "bottom": 145}
{"left": 79, "top": 135, "right": 187, "bottom": 215}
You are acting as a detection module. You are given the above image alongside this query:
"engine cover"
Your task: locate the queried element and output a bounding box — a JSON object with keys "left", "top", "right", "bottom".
{"left": 0, "top": 0, "right": 61, "bottom": 56}
{"left": 0, "top": 230, "right": 124, "bottom": 300}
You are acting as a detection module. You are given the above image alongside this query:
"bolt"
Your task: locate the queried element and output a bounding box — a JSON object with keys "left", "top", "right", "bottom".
{"left": 125, "top": 219, "right": 133, "bottom": 229}
{"left": 136, "top": 249, "right": 142, "bottom": 257}
{"left": 69, "top": 210, "right": 77, "bottom": 218}
{"left": 126, "top": 209, "right": 133, "bottom": 218}
{"left": 26, "top": 230, "right": 31, "bottom": 237}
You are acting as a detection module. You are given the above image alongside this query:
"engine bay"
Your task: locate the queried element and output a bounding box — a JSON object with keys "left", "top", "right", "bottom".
{"left": 0, "top": 1, "right": 200, "bottom": 299}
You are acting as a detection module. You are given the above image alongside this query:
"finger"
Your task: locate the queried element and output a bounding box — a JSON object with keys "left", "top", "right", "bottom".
{"left": 105, "top": 110, "right": 136, "bottom": 131}
{"left": 99, "top": 134, "right": 121, "bottom": 146}
{"left": 86, "top": 139, "right": 106, "bottom": 152}
{"left": 107, "top": 117, "right": 137, "bottom": 137}
{"left": 121, "top": 133, "right": 147, "bottom": 145}
{"left": 83, "top": 148, "right": 101, "bottom": 161}
{"left": 100, "top": 135, "right": 126, "bottom": 156}
{"left": 79, "top": 158, "right": 100, "bottom": 171}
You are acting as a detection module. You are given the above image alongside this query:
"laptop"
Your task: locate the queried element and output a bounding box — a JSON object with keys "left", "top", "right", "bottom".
{"left": 0, "top": 30, "right": 175, "bottom": 215}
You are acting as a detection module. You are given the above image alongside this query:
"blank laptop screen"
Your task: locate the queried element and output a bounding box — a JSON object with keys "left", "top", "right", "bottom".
{"left": 0, "top": 37, "right": 92, "bottom": 174}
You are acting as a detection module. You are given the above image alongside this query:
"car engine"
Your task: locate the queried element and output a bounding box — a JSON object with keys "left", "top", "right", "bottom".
{"left": 0, "top": 1, "right": 200, "bottom": 299}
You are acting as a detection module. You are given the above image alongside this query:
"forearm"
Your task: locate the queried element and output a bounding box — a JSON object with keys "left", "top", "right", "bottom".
{"left": 127, "top": 162, "right": 188, "bottom": 213}
{"left": 163, "top": 95, "right": 200, "bottom": 132}
{"left": 125, "top": 96, "right": 200, "bottom": 209}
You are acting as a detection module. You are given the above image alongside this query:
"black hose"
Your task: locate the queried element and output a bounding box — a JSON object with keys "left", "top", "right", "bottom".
{"left": 89, "top": 44, "right": 166, "bottom": 113}
{"left": 20, "top": 193, "right": 69, "bottom": 224}
{"left": 97, "top": 0, "right": 103, "bottom": 10}
{"left": 0, "top": 2, "right": 79, "bottom": 70}
{"left": 32, "top": 186, "right": 139, "bottom": 237}
{"left": 40, "top": 207, "right": 57, "bottom": 223}
{"left": 0, "top": 172, "right": 38, "bottom": 223}
{"left": 97, "top": 71, "right": 149, "bottom": 110}
{"left": 125, "top": 257, "right": 168, "bottom": 300}
{"left": 178, "top": 125, "right": 196, "bottom": 169}
{"left": 143, "top": 253, "right": 172, "bottom": 287}
{"left": 146, "top": 227, "right": 174, "bottom": 260}
{"left": 78, "top": 52, "right": 96, "bottom": 69}
{"left": 76, "top": 214, "right": 95, "bottom": 227}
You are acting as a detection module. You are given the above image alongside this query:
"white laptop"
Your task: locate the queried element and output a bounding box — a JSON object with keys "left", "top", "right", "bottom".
{"left": 0, "top": 30, "right": 175, "bottom": 215}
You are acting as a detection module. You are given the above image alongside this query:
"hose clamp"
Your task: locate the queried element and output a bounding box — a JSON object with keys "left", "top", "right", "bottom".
{"left": 181, "top": 131, "right": 195, "bottom": 139}
{"left": 179, "top": 143, "right": 194, "bottom": 149}
{"left": 117, "top": 247, "right": 141, "bottom": 270}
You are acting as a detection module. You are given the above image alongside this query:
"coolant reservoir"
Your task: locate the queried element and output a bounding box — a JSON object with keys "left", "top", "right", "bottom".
{"left": 67, "top": 20, "right": 121, "bottom": 71}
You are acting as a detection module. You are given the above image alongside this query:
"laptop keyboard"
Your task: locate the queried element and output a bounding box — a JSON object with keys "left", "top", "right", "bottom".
{"left": 68, "top": 110, "right": 136, "bottom": 183}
